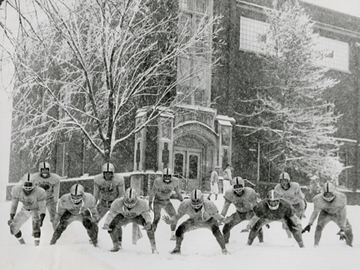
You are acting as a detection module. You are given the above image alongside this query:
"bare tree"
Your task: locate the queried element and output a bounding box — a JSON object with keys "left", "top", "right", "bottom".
{"left": 238, "top": 0, "right": 342, "bottom": 180}
{"left": 2, "top": 0, "right": 220, "bottom": 163}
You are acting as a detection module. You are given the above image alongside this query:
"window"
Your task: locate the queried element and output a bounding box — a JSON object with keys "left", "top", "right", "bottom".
{"left": 316, "top": 37, "right": 349, "bottom": 72}
{"left": 239, "top": 16, "right": 350, "bottom": 72}
{"left": 240, "top": 17, "right": 268, "bottom": 53}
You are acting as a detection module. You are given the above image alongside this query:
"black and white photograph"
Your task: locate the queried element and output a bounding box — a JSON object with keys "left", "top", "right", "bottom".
{"left": 1, "top": 0, "right": 360, "bottom": 269}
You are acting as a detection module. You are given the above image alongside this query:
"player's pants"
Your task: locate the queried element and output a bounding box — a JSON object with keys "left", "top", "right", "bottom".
{"left": 248, "top": 217, "right": 304, "bottom": 247}
{"left": 152, "top": 199, "right": 177, "bottom": 232}
{"left": 222, "top": 210, "right": 263, "bottom": 243}
{"left": 315, "top": 210, "right": 353, "bottom": 246}
{"left": 174, "top": 217, "right": 226, "bottom": 250}
{"left": 96, "top": 200, "right": 123, "bottom": 241}
{"left": 10, "top": 207, "right": 41, "bottom": 238}
{"left": 46, "top": 200, "right": 57, "bottom": 225}
{"left": 50, "top": 210, "right": 98, "bottom": 245}
{"left": 108, "top": 213, "right": 156, "bottom": 248}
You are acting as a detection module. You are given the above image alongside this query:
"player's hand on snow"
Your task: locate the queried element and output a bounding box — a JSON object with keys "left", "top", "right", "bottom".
{"left": 143, "top": 222, "right": 152, "bottom": 231}
{"left": 102, "top": 224, "right": 111, "bottom": 231}
{"left": 337, "top": 230, "right": 346, "bottom": 241}
{"left": 302, "top": 224, "right": 311, "bottom": 234}
{"left": 224, "top": 216, "right": 234, "bottom": 224}
{"left": 162, "top": 215, "right": 172, "bottom": 225}
{"left": 241, "top": 225, "right": 251, "bottom": 233}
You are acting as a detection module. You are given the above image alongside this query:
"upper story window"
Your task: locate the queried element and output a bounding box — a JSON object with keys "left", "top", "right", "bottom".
{"left": 239, "top": 16, "right": 268, "bottom": 54}
{"left": 316, "top": 36, "right": 349, "bottom": 72}
{"left": 239, "top": 16, "right": 350, "bottom": 72}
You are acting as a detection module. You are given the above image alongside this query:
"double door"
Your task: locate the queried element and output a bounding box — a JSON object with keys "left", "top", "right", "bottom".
{"left": 173, "top": 148, "right": 201, "bottom": 191}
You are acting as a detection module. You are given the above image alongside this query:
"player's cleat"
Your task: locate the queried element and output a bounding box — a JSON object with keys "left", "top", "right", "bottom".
{"left": 34, "top": 240, "right": 40, "bottom": 246}
{"left": 170, "top": 235, "right": 176, "bottom": 241}
{"left": 50, "top": 239, "right": 56, "bottom": 245}
{"left": 222, "top": 249, "right": 229, "bottom": 255}
{"left": 110, "top": 242, "right": 122, "bottom": 252}
{"left": 170, "top": 247, "right": 181, "bottom": 254}
{"left": 152, "top": 248, "right": 159, "bottom": 254}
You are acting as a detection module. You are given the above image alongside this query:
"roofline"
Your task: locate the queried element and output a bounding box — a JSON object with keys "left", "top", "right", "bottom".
{"left": 235, "top": 0, "right": 360, "bottom": 39}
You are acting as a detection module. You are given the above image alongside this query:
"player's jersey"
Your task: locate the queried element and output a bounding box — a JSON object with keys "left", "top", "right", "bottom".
{"left": 176, "top": 199, "right": 222, "bottom": 222}
{"left": 11, "top": 184, "right": 46, "bottom": 212}
{"left": 105, "top": 197, "right": 151, "bottom": 224}
{"left": 274, "top": 182, "right": 304, "bottom": 205}
{"left": 57, "top": 192, "right": 98, "bottom": 217}
{"left": 31, "top": 172, "right": 60, "bottom": 202}
{"left": 151, "top": 177, "right": 181, "bottom": 200}
{"left": 93, "top": 173, "right": 125, "bottom": 202}
{"left": 312, "top": 192, "right": 347, "bottom": 215}
{"left": 223, "top": 187, "right": 257, "bottom": 213}
{"left": 253, "top": 199, "right": 295, "bottom": 221}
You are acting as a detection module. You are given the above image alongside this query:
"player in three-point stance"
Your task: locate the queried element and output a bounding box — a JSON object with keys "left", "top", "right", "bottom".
{"left": 103, "top": 188, "right": 158, "bottom": 253}
{"left": 302, "top": 181, "right": 353, "bottom": 247}
{"left": 50, "top": 184, "right": 99, "bottom": 246}
{"left": 221, "top": 177, "right": 263, "bottom": 244}
{"left": 8, "top": 173, "right": 46, "bottom": 246}
{"left": 163, "top": 189, "right": 229, "bottom": 255}
{"left": 242, "top": 190, "right": 304, "bottom": 248}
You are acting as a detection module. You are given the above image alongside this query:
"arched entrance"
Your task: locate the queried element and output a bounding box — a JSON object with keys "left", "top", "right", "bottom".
{"left": 173, "top": 122, "right": 218, "bottom": 191}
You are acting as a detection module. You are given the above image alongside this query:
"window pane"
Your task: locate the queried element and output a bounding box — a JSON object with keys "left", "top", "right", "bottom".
{"left": 189, "top": 155, "right": 198, "bottom": 179}
{"left": 174, "top": 153, "right": 184, "bottom": 177}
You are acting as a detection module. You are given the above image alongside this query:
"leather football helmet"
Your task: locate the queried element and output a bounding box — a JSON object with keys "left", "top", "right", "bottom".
{"left": 22, "top": 173, "right": 35, "bottom": 194}
{"left": 322, "top": 181, "right": 336, "bottom": 202}
{"left": 162, "top": 168, "right": 173, "bottom": 184}
{"left": 190, "top": 189, "right": 204, "bottom": 210}
{"left": 102, "top": 163, "right": 115, "bottom": 181}
{"left": 266, "top": 190, "right": 280, "bottom": 210}
{"left": 279, "top": 172, "right": 291, "bottom": 190}
{"left": 232, "top": 177, "right": 245, "bottom": 195}
{"left": 124, "top": 188, "right": 138, "bottom": 208}
{"left": 39, "top": 162, "right": 51, "bottom": 179}
{"left": 70, "top": 184, "right": 84, "bottom": 205}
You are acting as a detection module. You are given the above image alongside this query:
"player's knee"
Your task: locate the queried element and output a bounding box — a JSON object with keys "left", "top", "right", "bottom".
{"left": 175, "top": 226, "right": 185, "bottom": 237}
{"left": 211, "top": 226, "right": 222, "bottom": 237}
{"left": 83, "top": 218, "right": 94, "bottom": 229}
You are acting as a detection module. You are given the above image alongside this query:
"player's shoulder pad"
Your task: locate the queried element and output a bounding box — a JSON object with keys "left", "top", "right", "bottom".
{"left": 93, "top": 173, "right": 103, "bottom": 183}
{"left": 113, "top": 174, "right": 125, "bottom": 183}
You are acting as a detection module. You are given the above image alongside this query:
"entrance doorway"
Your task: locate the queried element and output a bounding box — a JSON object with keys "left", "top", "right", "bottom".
{"left": 173, "top": 148, "right": 202, "bottom": 191}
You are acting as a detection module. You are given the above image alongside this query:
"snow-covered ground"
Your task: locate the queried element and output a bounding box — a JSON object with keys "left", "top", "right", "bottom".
{"left": 1, "top": 196, "right": 360, "bottom": 270}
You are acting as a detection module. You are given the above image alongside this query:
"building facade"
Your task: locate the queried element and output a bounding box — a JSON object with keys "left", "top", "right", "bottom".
{"left": 8, "top": 0, "right": 360, "bottom": 194}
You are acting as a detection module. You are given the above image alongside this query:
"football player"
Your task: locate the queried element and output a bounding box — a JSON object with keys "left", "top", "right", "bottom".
{"left": 102, "top": 188, "right": 158, "bottom": 253}
{"left": 242, "top": 190, "right": 304, "bottom": 248}
{"left": 31, "top": 162, "right": 61, "bottom": 230}
{"left": 8, "top": 173, "right": 46, "bottom": 246}
{"left": 163, "top": 189, "right": 228, "bottom": 255}
{"left": 148, "top": 168, "right": 183, "bottom": 240}
{"left": 93, "top": 163, "right": 125, "bottom": 242}
{"left": 50, "top": 183, "right": 99, "bottom": 246}
{"left": 274, "top": 172, "right": 307, "bottom": 237}
{"left": 221, "top": 177, "right": 263, "bottom": 244}
{"left": 302, "top": 181, "right": 353, "bottom": 247}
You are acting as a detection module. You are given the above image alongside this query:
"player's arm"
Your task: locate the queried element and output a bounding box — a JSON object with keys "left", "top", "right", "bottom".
{"left": 221, "top": 198, "right": 231, "bottom": 217}
{"left": 93, "top": 181, "right": 100, "bottom": 204}
{"left": 148, "top": 184, "right": 155, "bottom": 210}
{"left": 53, "top": 179, "right": 60, "bottom": 203}
{"left": 174, "top": 185, "right": 183, "bottom": 202}
{"left": 9, "top": 197, "right": 19, "bottom": 223}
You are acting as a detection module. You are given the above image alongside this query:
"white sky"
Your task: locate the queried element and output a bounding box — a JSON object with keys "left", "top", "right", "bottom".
{"left": 302, "top": 0, "right": 360, "bottom": 18}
